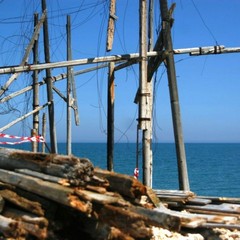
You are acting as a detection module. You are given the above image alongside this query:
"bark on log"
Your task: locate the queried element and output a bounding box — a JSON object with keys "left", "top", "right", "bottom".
{"left": 0, "top": 195, "right": 4, "bottom": 213}
{"left": 0, "top": 214, "right": 19, "bottom": 238}
{"left": 0, "top": 169, "right": 95, "bottom": 217}
{"left": 94, "top": 168, "right": 146, "bottom": 200}
{"left": 16, "top": 168, "right": 67, "bottom": 185}
{"left": 99, "top": 204, "right": 153, "bottom": 239}
{"left": 155, "top": 204, "right": 206, "bottom": 228}
{"left": 0, "top": 189, "right": 44, "bottom": 216}
{"left": 74, "top": 188, "right": 131, "bottom": 207}
{"left": 0, "top": 169, "right": 73, "bottom": 197}
{"left": 97, "top": 204, "right": 181, "bottom": 239}
{"left": 0, "top": 147, "right": 94, "bottom": 186}
{"left": 3, "top": 207, "right": 48, "bottom": 239}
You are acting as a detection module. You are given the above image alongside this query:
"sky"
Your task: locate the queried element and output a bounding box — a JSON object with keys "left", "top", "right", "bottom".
{"left": 0, "top": 0, "right": 239, "bottom": 144}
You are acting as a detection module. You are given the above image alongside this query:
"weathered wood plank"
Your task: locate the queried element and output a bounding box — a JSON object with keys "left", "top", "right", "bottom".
{"left": 201, "top": 222, "right": 240, "bottom": 230}
{"left": 130, "top": 205, "right": 181, "bottom": 231}
{"left": 0, "top": 189, "right": 44, "bottom": 216}
{"left": 85, "top": 184, "right": 107, "bottom": 194}
{"left": 186, "top": 208, "right": 240, "bottom": 217}
{"left": 74, "top": 188, "right": 131, "bottom": 207}
{"left": 187, "top": 197, "right": 212, "bottom": 205}
{"left": 156, "top": 194, "right": 190, "bottom": 203}
{"left": 190, "top": 213, "right": 238, "bottom": 224}
{"left": 0, "top": 214, "right": 19, "bottom": 238}
{"left": 0, "top": 169, "right": 73, "bottom": 205}
{"left": 184, "top": 203, "right": 240, "bottom": 215}
{"left": 0, "top": 169, "right": 93, "bottom": 214}
{"left": 198, "top": 196, "right": 240, "bottom": 204}
{"left": 98, "top": 204, "right": 153, "bottom": 239}
{"left": 154, "top": 189, "right": 195, "bottom": 197}
{"left": 2, "top": 207, "right": 48, "bottom": 239}
{"left": 154, "top": 205, "right": 207, "bottom": 228}
{"left": 15, "top": 169, "right": 67, "bottom": 186}
{"left": 6, "top": 170, "right": 94, "bottom": 216}
{"left": 94, "top": 168, "right": 146, "bottom": 200}
{"left": 146, "top": 187, "right": 161, "bottom": 207}
{"left": 0, "top": 147, "right": 94, "bottom": 186}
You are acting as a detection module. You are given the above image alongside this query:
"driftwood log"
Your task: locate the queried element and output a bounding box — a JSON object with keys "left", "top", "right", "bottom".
{"left": 0, "top": 168, "right": 180, "bottom": 239}
{"left": 0, "top": 147, "right": 94, "bottom": 186}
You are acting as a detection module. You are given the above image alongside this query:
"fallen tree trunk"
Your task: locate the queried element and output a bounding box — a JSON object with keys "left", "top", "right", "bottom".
{"left": 0, "top": 147, "right": 94, "bottom": 186}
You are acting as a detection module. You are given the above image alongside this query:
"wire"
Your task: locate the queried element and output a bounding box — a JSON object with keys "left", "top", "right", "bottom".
{"left": 190, "top": 0, "right": 219, "bottom": 45}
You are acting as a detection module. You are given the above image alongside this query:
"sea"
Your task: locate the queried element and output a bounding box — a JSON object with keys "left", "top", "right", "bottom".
{"left": 4, "top": 142, "right": 240, "bottom": 198}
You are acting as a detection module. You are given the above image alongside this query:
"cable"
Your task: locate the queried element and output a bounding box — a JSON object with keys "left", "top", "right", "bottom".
{"left": 190, "top": 0, "right": 219, "bottom": 45}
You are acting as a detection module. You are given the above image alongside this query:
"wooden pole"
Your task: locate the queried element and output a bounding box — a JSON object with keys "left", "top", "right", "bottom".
{"left": 0, "top": 52, "right": 159, "bottom": 75}
{"left": 148, "top": 0, "right": 154, "bottom": 52}
{"left": 142, "top": 0, "right": 154, "bottom": 187}
{"left": 106, "top": 0, "right": 117, "bottom": 51}
{"left": 1, "top": 46, "right": 239, "bottom": 75}
{"left": 42, "top": 113, "right": 46, "bottom": 153}
{"left": 107, "top": 62, "right": 115, "bottom": 171}
{"left": 66, "top": 15, "right": 72, "bottom": 155}
{"left": 160, "top": 0, "right": 190, "bottom": 191}
{"left": 41, "top": 0, "right": 57, "bottom": 153}
{"left": 32, "top": 13, "right": 40, "bottom": 152}
{"left": 139, "top": 0, "right": 152, "bottom": 187}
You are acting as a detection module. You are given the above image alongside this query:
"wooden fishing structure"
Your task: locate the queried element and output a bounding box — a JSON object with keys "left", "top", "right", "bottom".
{"left": 0, "top": 0, "right": 239, "bottom": 238}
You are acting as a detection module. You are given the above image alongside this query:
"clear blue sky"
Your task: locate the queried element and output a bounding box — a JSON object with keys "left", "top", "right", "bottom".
{"left": 0, "top": 0, "right": 239, "bottom": 143}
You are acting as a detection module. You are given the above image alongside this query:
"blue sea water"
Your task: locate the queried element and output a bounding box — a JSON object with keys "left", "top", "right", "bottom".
{"left": 4, "top": 143, "right": 240, "bottom": 198}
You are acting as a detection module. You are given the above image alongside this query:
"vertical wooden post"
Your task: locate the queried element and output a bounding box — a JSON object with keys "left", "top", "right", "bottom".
{"left": 41, "top": 113, "right": 46, "bottom": 153}
{"left": 160, "top": 0, "right": 190, "bottom": 191}
{"left": 148, "top": 0, "right": 154, "bottom": 51}
{"left": 143, "top": 0, "right": 154, "bottom": 187}
{"left": 107, "top": 62, "right": 115, "bottom": 171}
{"left": 66, "top": 15, "right": 72, "bottom": 155}
{"left": 106, "top": 0, "right": 116, "bottom": 52}
{"left": 41, "top": 0, "right": 57, "bottom": 153}
{"left": 139, "top": 0, "right": 153, "bottom": 187}
{"left": 32, "top": 13, "right": 39, "bottom": 152}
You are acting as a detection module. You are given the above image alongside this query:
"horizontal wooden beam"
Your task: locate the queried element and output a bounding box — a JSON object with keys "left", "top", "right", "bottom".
{"left": 0, "top": 46, "right": 239, "bottom": 75}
